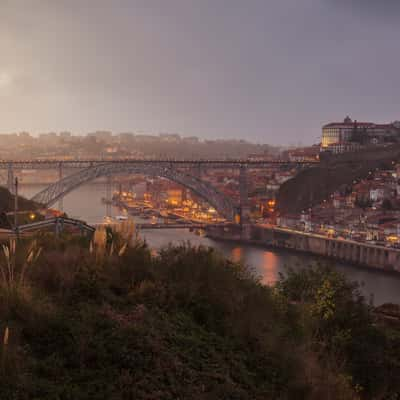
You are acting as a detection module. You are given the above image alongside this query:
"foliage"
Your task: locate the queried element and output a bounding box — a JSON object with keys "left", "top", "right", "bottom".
{"left": 0, "top": 236, "right": 399, "bottom": 399}
{"left": 277, "top": 266, "right": 400, "bottom": 398}
{"left": 0, "top": 239, "right": 42, "bottom": 291}
{"left": 0, "top": 186, "right": 40, "bottom": 214}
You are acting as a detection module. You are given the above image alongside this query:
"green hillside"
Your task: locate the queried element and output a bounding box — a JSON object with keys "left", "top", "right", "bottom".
{"left": 1, "top": 236, "right": 400, "bottom": 399}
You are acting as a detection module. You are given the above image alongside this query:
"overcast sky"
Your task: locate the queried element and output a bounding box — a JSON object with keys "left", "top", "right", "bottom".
{"left": 0, "top": 0, "right": 399, "bottom": 145}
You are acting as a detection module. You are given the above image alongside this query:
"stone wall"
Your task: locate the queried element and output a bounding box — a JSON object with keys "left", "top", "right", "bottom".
{"left": 207, "top": 224, "right": 400, "bottom": 272}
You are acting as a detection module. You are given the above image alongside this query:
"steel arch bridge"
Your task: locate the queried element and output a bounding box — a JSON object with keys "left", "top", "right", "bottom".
{"left": 31, "top": 163, "right": 237, "bottom": 221}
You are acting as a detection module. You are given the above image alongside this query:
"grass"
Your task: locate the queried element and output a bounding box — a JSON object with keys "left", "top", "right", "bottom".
{"left": 0, "top": 239, "right": 42, "bottom": 294}
{"left": 0, "top": 234, "right": 399, "bottom": 399}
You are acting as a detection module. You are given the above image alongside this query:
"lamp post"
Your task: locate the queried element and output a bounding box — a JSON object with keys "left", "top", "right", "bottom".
{"left": 14, "top": 177, "right": 19, "bottom": 238}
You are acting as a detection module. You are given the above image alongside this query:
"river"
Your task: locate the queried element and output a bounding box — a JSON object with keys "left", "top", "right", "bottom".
{"left": 21, "top": 183, "right": 400, "bottom": 306}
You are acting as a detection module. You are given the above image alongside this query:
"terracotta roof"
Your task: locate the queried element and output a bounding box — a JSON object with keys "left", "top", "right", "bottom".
{"left": 323, "top": 122, "right": 394, "bottom": 129}
{"left": 323, "top": 122, "right": 373, "bottom": 128}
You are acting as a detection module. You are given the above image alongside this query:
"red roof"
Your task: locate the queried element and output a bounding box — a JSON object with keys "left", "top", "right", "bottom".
{"left": 323, "top": 122, "right": 374, "bottom": 128}
{"left": 323, "top": 122, "right": 394, "bottom": 129}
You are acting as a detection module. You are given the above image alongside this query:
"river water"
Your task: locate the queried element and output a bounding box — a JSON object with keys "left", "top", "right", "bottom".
{"left": 21, "top": 183, "right": 400, "bottom": 306}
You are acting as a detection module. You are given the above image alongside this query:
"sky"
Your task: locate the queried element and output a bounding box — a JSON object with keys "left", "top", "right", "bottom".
{"left": 0, "top": 0, "right": 399, "bottom": 145}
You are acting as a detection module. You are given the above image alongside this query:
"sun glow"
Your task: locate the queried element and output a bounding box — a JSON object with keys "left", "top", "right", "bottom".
{"left": 0, "top": 72, "right": 12, "bottom": 88}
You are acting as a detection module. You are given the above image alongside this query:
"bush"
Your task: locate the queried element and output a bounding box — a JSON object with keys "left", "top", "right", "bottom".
{"left": 1, "top": 237, "right": 399, "bottom": 399}
{"left": 278, "top": 266, "right": 400, "bottom": 398}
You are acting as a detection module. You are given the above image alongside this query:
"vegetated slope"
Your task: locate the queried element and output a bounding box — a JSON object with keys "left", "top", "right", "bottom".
{"left": 0, "top": 186, "right": 41, "bottom": 228}
{"left": 0, "top": 186, "right": 40, "bottom": 213}
{"left": 1, "top": 236, "right": 400, "bottom": 399}
{"left": 277, "top": 145, "right": 400, "bottom": 214}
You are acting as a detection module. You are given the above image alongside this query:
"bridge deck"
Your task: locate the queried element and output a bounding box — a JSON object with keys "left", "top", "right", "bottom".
{"left": 0, "top": 159, "right": 318, "bottom": 169}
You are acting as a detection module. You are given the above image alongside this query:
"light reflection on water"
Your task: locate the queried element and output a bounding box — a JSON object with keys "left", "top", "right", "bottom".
{"left": 20, "top": 183, "right": 400, "bottom": 306}
{"left": 231, "top": 247, "right": 243, "bottom": 264}
{"left": 261, "top": 251, "right": 280, "bottom": 285}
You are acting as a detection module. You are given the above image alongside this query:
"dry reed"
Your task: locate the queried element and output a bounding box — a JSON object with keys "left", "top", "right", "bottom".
{"left": 0, "top": 239, "right": 42, "bottom": 289}
{"left": 3, "top": 327, "right": 9, "bottom": 347}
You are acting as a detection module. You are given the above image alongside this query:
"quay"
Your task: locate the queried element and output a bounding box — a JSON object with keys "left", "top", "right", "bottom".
{"left": 135, "top": 223, "right": 205, "bottom": 230}
{"left": 206, "top": 224, "right": 400, "bottom": 273}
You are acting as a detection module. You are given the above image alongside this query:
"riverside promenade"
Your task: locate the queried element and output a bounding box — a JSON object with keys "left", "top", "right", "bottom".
{"left": 206, "top": 224, "right": 400, "bottom": 273}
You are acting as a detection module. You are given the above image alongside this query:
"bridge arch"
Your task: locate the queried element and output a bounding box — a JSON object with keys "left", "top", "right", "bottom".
{"left": 31, "top": 163, "right": 236, "bottom": 221}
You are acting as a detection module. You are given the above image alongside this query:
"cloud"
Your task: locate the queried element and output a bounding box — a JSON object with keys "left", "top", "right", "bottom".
{"left": 0, "top": 1, "right": 399, "bottom": 143}
{"left": 0, "top": 72, "right": 13, "bottom": 88}
{"left": 329, "top": 0, "right": 400, "bottom": 20}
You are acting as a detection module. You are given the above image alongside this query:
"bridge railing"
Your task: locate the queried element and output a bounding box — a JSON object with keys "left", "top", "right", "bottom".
{"left": 18, "top": 217, "right": 95, "bottom": 234}
{"left": 0, "top": 158, "right": 319, "bottom": 169}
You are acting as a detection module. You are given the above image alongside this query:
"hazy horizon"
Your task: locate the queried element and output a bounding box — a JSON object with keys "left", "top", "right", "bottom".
{"left": 1, "top": 0, "right": 399, "bottom": 145}
{"left": 1, "top": 130, "right": 285, "bottom": 146}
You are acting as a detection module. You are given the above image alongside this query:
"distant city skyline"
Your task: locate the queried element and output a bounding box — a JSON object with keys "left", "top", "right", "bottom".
{"left": 0, "top": 0, "right": 399, "bottom": 145}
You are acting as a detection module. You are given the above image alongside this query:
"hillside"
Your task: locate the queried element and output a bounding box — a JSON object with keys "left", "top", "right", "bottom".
{"left": 277, "top": 145, "right": 400, "bottom": 214}
{"left": 1, "top": 236, "right": 400, "bottom": 399}
{"left": 0, "top": 186, "right": 41, "bottom": 228}
{"left": 0, "top": 186, "right": 40, "bottom": 213}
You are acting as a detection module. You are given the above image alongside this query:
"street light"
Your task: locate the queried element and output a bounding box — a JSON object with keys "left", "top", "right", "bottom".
{"left": 14, "top": 177, "right": 18, "bottom": 236}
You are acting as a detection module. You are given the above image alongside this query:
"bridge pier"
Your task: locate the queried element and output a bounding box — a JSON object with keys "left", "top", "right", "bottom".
{"left": 58, "top": 162, "right": 63, "bottom": 212}
{"left": 193, "top": 163, "right": 202, "bottom": 179}
{"left": 7, "top": 163, "right": 14, "bottom": 194}
{"left": 239, "top": 165, "right": 250, "bottom": 224}
{"left": 106, "top": 175, "right": 112, "bottom": 217}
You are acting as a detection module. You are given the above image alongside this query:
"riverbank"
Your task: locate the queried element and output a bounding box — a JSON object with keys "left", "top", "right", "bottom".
{"left": 207, "top": 224, "right": 400, "bottom": 273}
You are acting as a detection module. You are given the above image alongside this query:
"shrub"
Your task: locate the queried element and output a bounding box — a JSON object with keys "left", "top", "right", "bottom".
{"left": 1, "top": 236, "right": 399, "bottom": 399}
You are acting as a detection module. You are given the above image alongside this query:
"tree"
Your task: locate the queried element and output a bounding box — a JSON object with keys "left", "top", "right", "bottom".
{"left": 382, "top": 198, "right": 393, "bottom": 211}
{"left": 277, "top": 266, "right": 400, "bottom": 398}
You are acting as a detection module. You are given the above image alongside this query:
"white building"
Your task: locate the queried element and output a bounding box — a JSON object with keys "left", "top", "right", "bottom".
{"left": 370, "top": 188, "right": 386, "bottom": 202}
{"left": 321, "top": 116, "right": 400, "bottom": 153}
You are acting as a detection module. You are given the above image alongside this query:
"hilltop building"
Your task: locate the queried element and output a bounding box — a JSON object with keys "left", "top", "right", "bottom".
{"left": 321, "top": 116, "right": 400, "bottom": 153}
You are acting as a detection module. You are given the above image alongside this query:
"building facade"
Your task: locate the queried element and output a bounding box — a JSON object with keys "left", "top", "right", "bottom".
{"left": 321, "top": 116, "right": 400, "bottom": 153}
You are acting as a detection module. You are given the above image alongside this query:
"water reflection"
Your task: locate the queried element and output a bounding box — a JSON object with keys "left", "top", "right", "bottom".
{"left": 19, "top": 183, "right": 400, "bottom": 306}
{"left": 261, "top": 252, "right": 280, "bottom": 285}
{"left": 231, "top": 247, "right": 243, "bottom": 264}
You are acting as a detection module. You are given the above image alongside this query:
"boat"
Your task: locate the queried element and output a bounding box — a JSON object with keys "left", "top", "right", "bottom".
{"left": 115, "top": 215, "right": 128, "bottom": 221}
